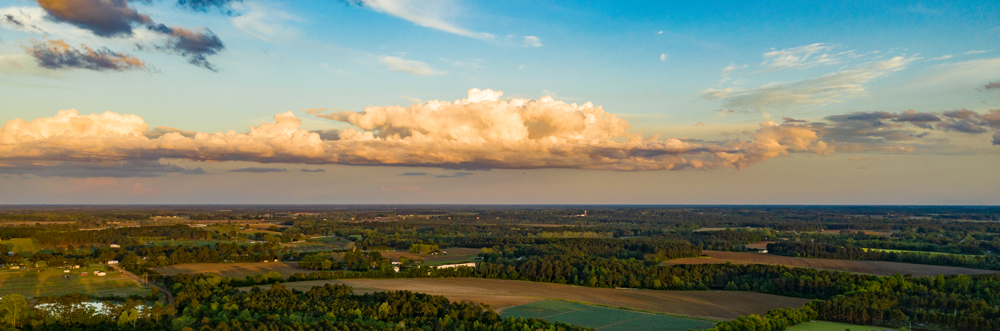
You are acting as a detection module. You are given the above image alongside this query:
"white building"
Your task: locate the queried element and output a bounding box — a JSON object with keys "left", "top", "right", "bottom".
{"left": 108, "top": 260, "right": 119, "bottom": 264}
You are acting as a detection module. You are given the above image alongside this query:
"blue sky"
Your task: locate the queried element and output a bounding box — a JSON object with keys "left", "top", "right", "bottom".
{"left": 0, "top": 0, "right": 998, "bottom": 204}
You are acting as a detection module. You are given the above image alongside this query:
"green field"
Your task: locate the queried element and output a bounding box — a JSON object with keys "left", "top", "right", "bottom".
{"left": 0, "top": 238, "right": 39, "bottom": 253}
{"left": 787, "top": 320, "right": 893, "bottom": 331}
{"left": 500, "top": 300, "right": 715, "bottom": 331}
{"left": 0, "top": 267, "right": 150, "bottom": 298}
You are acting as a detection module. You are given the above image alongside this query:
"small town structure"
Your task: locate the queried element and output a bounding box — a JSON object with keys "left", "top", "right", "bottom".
{"left": 108, "top": 260, "right": 119, "bottom": 264}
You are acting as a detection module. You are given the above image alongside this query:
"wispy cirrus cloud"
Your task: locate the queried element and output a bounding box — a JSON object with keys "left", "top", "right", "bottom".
{"left": 523, "top": 36, "right": 542, "bottom": 47}
{"left": 398, "top": 172, "right": 428, "bottom": 176}
{"left": 758, "top": 43, "right": 840, "bottom": 72}
{"left": 436, "top": 171, "right": 473, "bottom": 178}
{"left": 378, "top": 56, "right": 446, "bottom": 76}
{"left": 0, "top": 160, "right": 204, "bottom": 177}
{"left": 229, "top": 167, "right": 288, "bottom": 173}
{"left": 348, "top": 0, "right": 494, "bottom": 40}
{"left": 702, "top": 56, "right": 917, "bottom": 115}
{"left": 230, "top": 2, "right": 300, "bottom": 41}
{"left": 24, "top": 39, "right": 147, "bottom": 71}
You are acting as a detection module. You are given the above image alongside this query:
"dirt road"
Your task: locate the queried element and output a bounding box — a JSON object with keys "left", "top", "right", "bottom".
{"left": 110, "top": 265, "right": 174, "bottom": 305}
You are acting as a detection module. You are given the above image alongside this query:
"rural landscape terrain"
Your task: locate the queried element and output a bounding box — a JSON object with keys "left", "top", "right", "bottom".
{"left": 2, "top": 206, "right": 1000, "bottom": 330}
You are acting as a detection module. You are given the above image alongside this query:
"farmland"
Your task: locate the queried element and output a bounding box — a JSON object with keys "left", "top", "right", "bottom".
{"left": 745, "top": 241, "right": 773, "bottom": 250}
{"left": 148, "top": 240, "right": 240, "bottom": 247}
{"left": 282, "top": 236, "right": 354, "bottom": 252}
{"left": 786, "top": 320, "right": 892, "bottom": 331}
{"left": 252, "top": 277, "right": 812, "bottom": 321}
{"left": 152, "top": 262, "right": 305, "bottom": 278}
{"left": 500, "top": 300, "right": 715, "bottom": 331}
{"left": 665, "top": 251, "right": 997, "bottom": 277}
{"left": 0, "top": 238, "right": 39, "bottom": 253}
{"left": 862, "top": 247, "right": 969, "bottom": 256}
{"left": 379, "top": 247, "right": 481, "bottom": 265}
{"left": 0, "top": 267, "right": 150, "bottom": 297}
{"left": 817, "top": 229, "right": 894, "bottom": 236}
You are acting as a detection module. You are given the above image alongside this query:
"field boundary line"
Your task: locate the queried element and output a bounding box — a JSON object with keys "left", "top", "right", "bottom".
{"left": 110, "top": 265, "right": 174, "bottom": 305}
{"left": 545, "top": 298, "right": 721, "bottom": 322}
{"left": 594, "top": 315, "right": 646, "bottom": 330}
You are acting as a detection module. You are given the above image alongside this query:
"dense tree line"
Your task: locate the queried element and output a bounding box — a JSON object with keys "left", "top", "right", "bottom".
{"left": 767, "top": 242, "right": 1000, "bottom": 270}
{"left": 702, "top": 305, "right": 819, "bottom": 331}
{"left": 0, "top": 225, "right": 214, "bottom": 249}
{"left": 165, "top": 274, "right": 586, "bottom": 331}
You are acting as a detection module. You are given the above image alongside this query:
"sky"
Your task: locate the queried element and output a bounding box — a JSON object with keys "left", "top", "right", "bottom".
{"left": 0, "top": 0, "right": 998, "bottom": 204}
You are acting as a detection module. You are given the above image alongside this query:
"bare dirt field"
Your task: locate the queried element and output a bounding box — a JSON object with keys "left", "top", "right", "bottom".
{"left": 380, "top": 247, "right": 481, "bottom": 264}
{"left": 152, "top": 262, "right": 305, "bottom": 278}
{"left": 248, "top": 277, "right": 811, "bottom": 321}
{"left": 665, "top": 251, "right": 997, "bottom": 277}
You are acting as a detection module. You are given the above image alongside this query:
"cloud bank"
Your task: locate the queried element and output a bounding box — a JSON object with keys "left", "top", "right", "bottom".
{"left": 4, "top": 88, "right": 997, "bottom": 177}
{"left": 0, "top": 88, "right": 848, "bottom": 173}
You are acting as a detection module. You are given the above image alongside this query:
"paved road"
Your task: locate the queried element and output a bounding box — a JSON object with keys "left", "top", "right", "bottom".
{"left": 110, "top": 265, "right": 174, "bottom": 305}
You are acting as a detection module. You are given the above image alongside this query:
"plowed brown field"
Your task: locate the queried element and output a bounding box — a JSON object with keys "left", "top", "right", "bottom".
{"left": 245, "top": 277, "right": 811, "bottom": 321}
{"left": 665, "top": 251, "right": 997, "bottom": 277}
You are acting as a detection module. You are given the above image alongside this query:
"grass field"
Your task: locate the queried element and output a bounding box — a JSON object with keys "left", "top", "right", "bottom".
{"left": 0, "top": 267, "right": 149, "bottom": 297}
{"left": 152, "top": 262, "right": 304, "bottom": 278}
{"left": 0, "top": 238, "right": 39, "bottom": 253}
{"left": 786, "top": 320, "right": 892, "bottom": 331}
{"left": 253, "top": 277, "right": 812, "bottom": 321}
{"left": 501, "top": 300, "right": 715, "bottom": 331}
{"left": 664, "top": 251, "right": 997, "bottom": 277}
